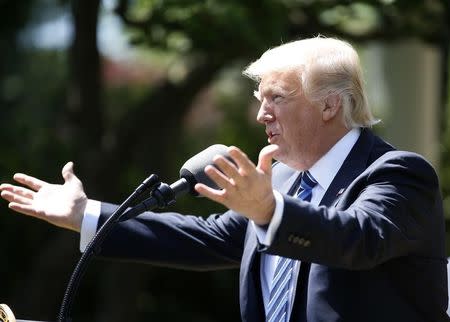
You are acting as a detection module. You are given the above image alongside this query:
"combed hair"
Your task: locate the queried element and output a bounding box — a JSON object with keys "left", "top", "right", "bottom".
{"left": 243, "top": 37, "right": 379, "bottom": 128}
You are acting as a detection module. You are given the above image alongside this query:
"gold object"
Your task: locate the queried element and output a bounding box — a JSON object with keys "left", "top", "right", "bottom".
{"left": 0, "top": 304, "right": 16, "bottom": 322}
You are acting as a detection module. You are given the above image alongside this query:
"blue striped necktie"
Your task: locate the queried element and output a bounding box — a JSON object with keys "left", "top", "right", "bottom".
{"left": 266, "top": 171, "right": 317, "bottom": 322}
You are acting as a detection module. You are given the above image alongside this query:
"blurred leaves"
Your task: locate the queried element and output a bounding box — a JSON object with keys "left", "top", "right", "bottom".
{"left": 0, "top": 0, "right": 449, "bottom": 321}
{"left": 116, "top": 0, "right": 449, "bottom": 54}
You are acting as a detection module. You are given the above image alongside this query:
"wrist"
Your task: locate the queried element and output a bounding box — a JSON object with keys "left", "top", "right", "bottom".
{"left": 252, "top": 194, "right": 275, "bottom": 226}
{"left": 71, "top": 197, "right": 88, "bottom": 233}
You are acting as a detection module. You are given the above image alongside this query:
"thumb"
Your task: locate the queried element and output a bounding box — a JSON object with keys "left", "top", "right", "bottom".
{"left": 257, "top": 145, "right": 279, "bottom": 174}
{"left": 62, "top": 161, "right": 76, "bottom": 182}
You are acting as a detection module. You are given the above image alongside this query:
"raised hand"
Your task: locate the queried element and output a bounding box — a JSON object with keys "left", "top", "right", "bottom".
{"left": 0, "top": 162, "right": 87, "bottom": 232}
{"left": 195, "top": 145, "right": 279, "bottom": 225}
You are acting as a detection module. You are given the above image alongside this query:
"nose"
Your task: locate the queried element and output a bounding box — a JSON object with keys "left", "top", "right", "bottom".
{"left": 256, "top": 100, "right": 274, "bottom": 124}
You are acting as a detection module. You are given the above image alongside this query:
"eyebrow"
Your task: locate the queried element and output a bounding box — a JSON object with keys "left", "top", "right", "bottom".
{"left": 254, "top": 84, "right": 299, "bottom": 101}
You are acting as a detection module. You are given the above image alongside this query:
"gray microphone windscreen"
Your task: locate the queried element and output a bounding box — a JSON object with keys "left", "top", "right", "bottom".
{"left": 179, "top": 144, "right": 230, "bottom": 196}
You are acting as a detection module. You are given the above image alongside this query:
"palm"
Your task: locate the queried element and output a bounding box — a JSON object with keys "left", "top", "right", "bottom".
{"left": 35, "top": 181, "right": 85, "bottom": 225}
{"left": 0, "top": 162, "right": 87, "bottom": 232}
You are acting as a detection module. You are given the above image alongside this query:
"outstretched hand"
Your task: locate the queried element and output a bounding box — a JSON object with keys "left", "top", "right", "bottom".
{"left": 0, "top": 162, "right": 87, "bottom": 232}
{"left": 195, "top": 145, "right": 279, "bottom": 226}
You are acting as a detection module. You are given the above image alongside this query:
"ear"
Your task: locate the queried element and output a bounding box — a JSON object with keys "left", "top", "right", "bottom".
{"left": 322, "top": 94, "right": 341, "bottom": 122}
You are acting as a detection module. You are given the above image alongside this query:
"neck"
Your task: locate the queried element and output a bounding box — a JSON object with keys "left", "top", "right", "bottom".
{"left": 293, "top": 124, "right": 351, "bottom": 171}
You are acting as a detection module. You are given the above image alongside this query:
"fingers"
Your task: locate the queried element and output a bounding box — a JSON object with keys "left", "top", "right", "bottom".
{"left": 204, "top": 165, "right": 234, "bottom": 189}
{"left": 62, "top": 161, "right": 75, "bottom": 182}
{"left": 213, "top": 155, "right": 240, "bottom": 182}
{"left": 12, "top": 173, "right": 47, "bottom": 191}
{"left": 218, "top": 145, "right": 276, "bottom": 177}
{"left": 1, "top": 190, "right": 33, "bottom": 205}
{"left": 208, "top": 145, "right": 274, "bottom": 189}
{"left": 227, "top": 146, "right": 256, "bottom": 175}
{"left": 7, "top": 202, "right": 42, "bottom": 219}
{"left": 197, "top": 145, "right": 276, "bottom": 219}
{"left": 0, "top": 182, "right": 39, "bottom": 217}
{"left": 195, "top": 183, "right": 226, "bottom": 204}
{"left": 211, "top": 146, "right": 256, "bottom": 186}
{"left": 258, "top": 144, "right": 279, "bottom": 174}
{"left": 1, "top": 183, "right": 35, "bottom": 211}
{"left": 0, "top": 183, "right": 35, "bottom": 199}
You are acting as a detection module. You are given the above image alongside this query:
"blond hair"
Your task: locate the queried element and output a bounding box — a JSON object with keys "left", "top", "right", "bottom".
{"left": 243, "top": 37, "right": 379, "bottom": 128}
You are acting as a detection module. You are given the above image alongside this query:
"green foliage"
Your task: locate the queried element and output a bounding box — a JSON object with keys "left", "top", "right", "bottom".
{"left": 0, "top": 0, "right": 449, "bottom": 321}
{"left": 120, "top": 0, "right": 449, "bottom": 56}
{"left": 123, "top": 0, "right": 287, "bottom": 55}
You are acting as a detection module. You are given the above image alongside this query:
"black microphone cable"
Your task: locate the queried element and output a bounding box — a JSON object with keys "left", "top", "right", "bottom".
{"left": 57, "top": 174, "right": 161, "bottom": 322}
{"left": 57, "top": 144, "right": 231, "bottom": 321}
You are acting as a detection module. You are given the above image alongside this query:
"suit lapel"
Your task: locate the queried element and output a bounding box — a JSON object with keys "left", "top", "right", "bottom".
{"left": 242, "top": 129, "right": 378, "bottom": 321}
{"left": 290, "top": 129, "right": 377, "bottom": 322}
{"left": 319, "top": 128, "right": 375, "bottom": 207}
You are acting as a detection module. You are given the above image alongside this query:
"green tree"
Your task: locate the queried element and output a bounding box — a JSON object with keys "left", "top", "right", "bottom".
{"left": 0, "top": 1, "right": 449, "bottom": 321}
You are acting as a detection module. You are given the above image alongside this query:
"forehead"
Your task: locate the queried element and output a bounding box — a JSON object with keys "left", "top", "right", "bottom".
{"left": 258, "top": 69, "right": 302, "bottom": 93}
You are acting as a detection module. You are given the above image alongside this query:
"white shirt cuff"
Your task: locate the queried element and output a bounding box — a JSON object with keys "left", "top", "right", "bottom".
{"left": 79, "top": 199, "right": 101, "bottom": 253}
{"left": 251, "top": 190, "right": 284, "bottom": 246}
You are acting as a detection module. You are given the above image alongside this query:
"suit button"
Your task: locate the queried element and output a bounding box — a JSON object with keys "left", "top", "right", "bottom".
{"left": 297, "top": 238, "right": 305, "bottom": 245}
{"left": 303, "top": 240, "right": 311, "bottom": 247}
{"left": 293, "top": 236, "right": 299, "bottom": 244}
{"left": 288, "top": 234, "right": 294, "bottom": 242}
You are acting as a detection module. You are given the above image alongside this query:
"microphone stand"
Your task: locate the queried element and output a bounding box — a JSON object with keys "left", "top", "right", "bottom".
{"left": 57, "top": 174, "right": 180, "bottom": 322}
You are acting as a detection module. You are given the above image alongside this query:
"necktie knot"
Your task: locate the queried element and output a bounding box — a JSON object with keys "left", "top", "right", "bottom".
{"left": 298, "top": 171, "right": 317, "bottom": 202}
{"left": 301, "top": 170, "right": 317, "bottom": 189}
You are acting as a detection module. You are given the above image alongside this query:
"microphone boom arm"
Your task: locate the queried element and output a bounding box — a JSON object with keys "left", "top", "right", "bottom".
{"left": 57, "top": 144, "right": 230, "bottom": 321}
{"left": 57, "top": 174, "right": 162, "bottom": 322}
{"left": 119, "top": 178, "right": 188, "bottom": 221}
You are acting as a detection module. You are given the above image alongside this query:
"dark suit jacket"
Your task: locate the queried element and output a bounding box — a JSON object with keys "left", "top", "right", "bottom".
{"left": 97, "top": 129, "right": 449, "bottom": 321}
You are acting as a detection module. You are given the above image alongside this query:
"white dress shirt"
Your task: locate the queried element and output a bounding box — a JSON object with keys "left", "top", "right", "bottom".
{"left": 252, "top": 128, "right": 360, "bottom": 320}
{"left": 79, "top": 128, "right": 361, "bottom": 320}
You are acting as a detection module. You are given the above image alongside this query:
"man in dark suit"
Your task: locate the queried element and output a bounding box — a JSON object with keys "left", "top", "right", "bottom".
{"left": 1, "top": 37, "right": 448, "bottom": 321}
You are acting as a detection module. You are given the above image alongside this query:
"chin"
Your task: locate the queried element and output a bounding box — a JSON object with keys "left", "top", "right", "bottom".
{"left": 272, "top": 150, "right": 288, "bottom": 165}
{"left": 274, "top": 151, "right": 307, "bottom": 170}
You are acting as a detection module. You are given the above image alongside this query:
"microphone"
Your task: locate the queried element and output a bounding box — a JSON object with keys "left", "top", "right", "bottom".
{"left": 172, "top": 143, "right": 230, "bottom": 197}
{"left": 59, "top": 145, "right": 232, "bottom": 321}
{"left": 120, "top": 144, "right": 230, "bottom": 220}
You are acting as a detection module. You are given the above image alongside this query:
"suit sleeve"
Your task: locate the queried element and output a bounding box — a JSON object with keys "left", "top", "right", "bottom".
{"left": 95, "top": 204, "right": 248, "bottom": 271}
{"left": 260, "top": 151, "right": 446, "bottom": 270}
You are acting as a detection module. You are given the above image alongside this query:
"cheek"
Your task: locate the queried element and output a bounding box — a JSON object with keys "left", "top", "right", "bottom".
{"left": 284, "top": 112, "right": 305, "bottom": 137}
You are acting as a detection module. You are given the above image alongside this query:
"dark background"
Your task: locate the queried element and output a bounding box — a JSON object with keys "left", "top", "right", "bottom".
{"left": 0, "top": 0, "right": 449, "bottom": 321}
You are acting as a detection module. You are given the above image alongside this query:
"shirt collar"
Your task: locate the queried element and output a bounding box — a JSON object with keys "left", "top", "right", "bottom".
{"left": 308, "top": 128, "right": 361, "bottom": 192}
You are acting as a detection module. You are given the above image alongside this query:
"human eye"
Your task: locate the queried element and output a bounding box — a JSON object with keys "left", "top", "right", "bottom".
{"left": 272, "top": 94, "right": 284, "bottom": 103}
